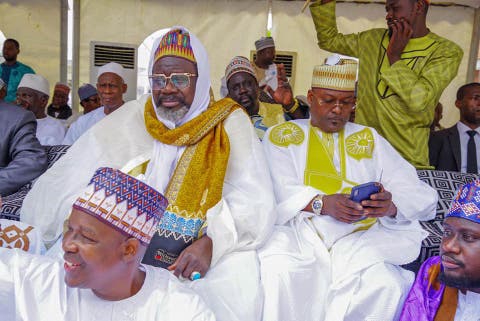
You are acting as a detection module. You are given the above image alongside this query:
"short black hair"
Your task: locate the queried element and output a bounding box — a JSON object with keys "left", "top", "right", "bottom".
{"left": 4, "top": 38, "right": 19, "bottom": 49}
{"left": 457, "top": 83, "right": 480, "bottom": 101}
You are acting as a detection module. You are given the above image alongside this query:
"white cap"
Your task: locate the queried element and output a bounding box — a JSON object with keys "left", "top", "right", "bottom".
{"left": 97, "top": 62, "right": 125, "bottom": 81}
{"left": 18, "top": 74, "right": 50, "bottom": 96}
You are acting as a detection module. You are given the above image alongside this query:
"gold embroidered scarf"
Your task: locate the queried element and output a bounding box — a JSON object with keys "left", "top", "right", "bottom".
{"left": 144, "top": 96, "right": 239, "bottom": 220}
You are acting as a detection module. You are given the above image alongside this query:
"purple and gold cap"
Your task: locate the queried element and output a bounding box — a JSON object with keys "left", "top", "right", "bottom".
{"left": 446, "top": 180, "right": 480, "bottom": 224}
{"left": 73, "top": 167, "right": 168, "bottom": 245}
{"left": 153, "top": 28, "right": 196, "bottom": 64}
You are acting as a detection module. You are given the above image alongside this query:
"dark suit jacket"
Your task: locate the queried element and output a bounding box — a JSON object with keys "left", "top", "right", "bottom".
{"left": 429, "top": 125, "right": 461, "bottom": 171}
{"left": 0, "top": 101, "right": 48, "bottom": 196}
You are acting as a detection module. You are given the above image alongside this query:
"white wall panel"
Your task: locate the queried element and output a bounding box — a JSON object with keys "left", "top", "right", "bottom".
{"left": 0, "top": 0, "right": 60, "bottom": 98}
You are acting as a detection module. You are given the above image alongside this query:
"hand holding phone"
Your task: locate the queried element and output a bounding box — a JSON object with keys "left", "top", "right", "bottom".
{"left": 350, "top": 182, "right": 381, "bottom": 203}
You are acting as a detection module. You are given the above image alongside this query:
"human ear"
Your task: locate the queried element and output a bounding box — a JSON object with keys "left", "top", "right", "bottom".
{"left": 122, "top": 237, "right": 140, "bottom": 262}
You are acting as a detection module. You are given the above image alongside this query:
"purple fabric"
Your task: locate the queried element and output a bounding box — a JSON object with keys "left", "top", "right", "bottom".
{"left": 399, "top": 256, "right": 445, "bottom": 321}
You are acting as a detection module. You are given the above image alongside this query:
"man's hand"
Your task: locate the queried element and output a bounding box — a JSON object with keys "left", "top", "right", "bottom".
{"left": 387, "top": 18, "right": 413, "bottom": 65}
{"left": 360, "top": 184, "right": 397, "bottom": 218}
{"left": 321, "top": 194, "right": 365, "bottom": 224}
{"left": 168, "top": 235, "right": 213, "bottom": 280}
{"left": 265, "top": 65, "right": 294, "bottom": 108}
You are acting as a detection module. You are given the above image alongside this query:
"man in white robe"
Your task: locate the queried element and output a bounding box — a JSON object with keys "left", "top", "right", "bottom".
{"left": 259, "top": 59, "right": 438, "bottom": 321}
{"left": 16, "top": 74, "right": 66, "bottom": 145}
{"left": 62, "top": 62, "right": 127, "bottom": 145}
{"left": 21, "top": 27, "right": 275, "bottom": 321}
{"left": 1, "top": 167, "right": 214, "bottom": 321}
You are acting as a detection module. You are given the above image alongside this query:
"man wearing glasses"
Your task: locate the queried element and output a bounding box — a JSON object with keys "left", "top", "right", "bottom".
{"left": 22, "top": 27, "right": 275, "bottom": 321}
{"left": 62, "top": 62, "right": 127, "bottom": 145}
{"left": 259, "top": 59, "right": 437, "bottom": 321}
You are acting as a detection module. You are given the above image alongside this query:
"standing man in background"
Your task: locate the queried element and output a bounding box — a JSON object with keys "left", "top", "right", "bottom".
{"left": 0, "top": 38, "right": 35, "bottom": 103}
{"left": 309, "top": 0, "right": 463, "bottom": 168}
{"left": 429, "top": 83, "right": 480, "bottom": 173}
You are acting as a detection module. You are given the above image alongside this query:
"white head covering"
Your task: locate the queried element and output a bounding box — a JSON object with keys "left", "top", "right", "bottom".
{"left": 148, "top": 26, "right": 211, "bottom": 130}
{"left": 18, "top": 74, "right": 50, "bottom": 96}
{"left": 144, "top": 26, "right": 212, "bottom": 192}
{"left": 97, "top": 62, "right": 125, "bottom": 82}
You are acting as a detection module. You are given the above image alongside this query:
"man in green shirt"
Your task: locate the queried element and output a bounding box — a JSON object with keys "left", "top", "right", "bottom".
{"left": 0, "top": 39, "right": 35, "bottom": 103}
{"left": 309, "top": 0, "right": 463, "bottom": 168}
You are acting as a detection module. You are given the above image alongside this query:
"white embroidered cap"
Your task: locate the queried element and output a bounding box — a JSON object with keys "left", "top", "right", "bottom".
{"left": 18, "top": 74, "right": 50, "bottom": 96}
{"left": 97, "top": 62, "right": 125, "bottom": 81}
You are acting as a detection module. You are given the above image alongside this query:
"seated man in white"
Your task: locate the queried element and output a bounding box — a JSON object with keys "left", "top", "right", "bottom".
{"left": 16, "top": 74, "right": 66, "bottom": 145}
{"left": 0, "top": 167, "right": 215, "bottom": 321}
{"left": 259, "top": 59, "right": 438, "bottom": 321}
{"left": 21, "top": 27, "right": 275, "bottom": 321}
{"left": 62, "top": 62, "right": 127, "bottom": 145}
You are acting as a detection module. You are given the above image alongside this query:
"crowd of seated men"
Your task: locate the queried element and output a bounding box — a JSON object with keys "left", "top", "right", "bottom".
{"left": 0, "top": 0, "right": 479, "bottom": 320}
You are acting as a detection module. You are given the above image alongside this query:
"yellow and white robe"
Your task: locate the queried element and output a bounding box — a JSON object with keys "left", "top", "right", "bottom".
{"left": 259, "top": 119, "right": 437, "bottom": 321}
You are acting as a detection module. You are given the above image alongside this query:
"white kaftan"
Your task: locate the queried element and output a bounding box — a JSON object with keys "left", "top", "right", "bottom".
{"left": 36, "top": 116, "right": 66, "bottom": 145}
{"left": 454, "top": 291, "right": 480, "bottom": 321}
{"left": 0, "top": 247, "right": 215, "bottom": 321}
{"left": 62, "top": 106, "right": 106, "bottom": 145}
{"left": 259, "top": 120, "right": 438, "bottom": 321}
{"left": 21, "top": 96, "right": 276, "bottom": 321}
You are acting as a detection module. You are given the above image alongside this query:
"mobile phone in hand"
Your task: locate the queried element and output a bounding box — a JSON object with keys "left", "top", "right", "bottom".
{"left": 350, "top": 182, "right": 381, "bottom": 203}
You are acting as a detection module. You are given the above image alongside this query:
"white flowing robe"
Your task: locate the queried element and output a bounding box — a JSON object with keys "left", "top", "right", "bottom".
{"left": 62, "top": 106, "right": 106, "bottom": 145}
{"left": 36, "top": 115, "right": 66, "bottom": 145}
{"left": 0, "top": 248, "right": 215, "bottom": 321}
{"left": 21, "top": 95, "right": 276, "bottom": 321}
{"left": 259, "top": 120, "right": 438, "bottom": 321}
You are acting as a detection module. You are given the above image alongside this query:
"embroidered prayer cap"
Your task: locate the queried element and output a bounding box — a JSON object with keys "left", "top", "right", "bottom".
{"left": 78, "top": 83, "right": 97, "bottom": 101}
{"left": 225, "top": 56, "right": 257, "bottom": 83}
{"left": 73, "top": 167, "right": 169, "bottom": 245}
{"left": 153, "top": 28, "right": 196, "bottom": 64}
{"left": 54, "top": 82, "right": 70, "bottom": 95}
{"left": 255, "top": 36, "right": 275, "bottom": 52}
{"left": 18, "top": 74, "right": 50, "bottom": 96}
{"left": 97, "top": 62, "right": 125, "bottom": 82}
{"left": 148, "top": 26, "right": 211, "bottom": 129}
{"left": 446, "top": 180, "right": 480, "bottom": 225}
{"left": 0, "top": 78, "right": 5, "bottom": 90}
{"left": 311, "top": 57, "right": 357, "bottom": 91}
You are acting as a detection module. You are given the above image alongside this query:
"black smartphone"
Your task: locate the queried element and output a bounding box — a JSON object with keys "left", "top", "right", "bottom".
{"left": 350, "top": 182, "right": 381, "bottom": 203}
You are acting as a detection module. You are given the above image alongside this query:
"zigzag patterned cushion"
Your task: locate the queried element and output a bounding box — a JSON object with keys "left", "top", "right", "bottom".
{"left": 0, "top": 145, "right": 70, "bottom": 221}
{"left": 404, "top": 170, "right": 479, "bottom": 272}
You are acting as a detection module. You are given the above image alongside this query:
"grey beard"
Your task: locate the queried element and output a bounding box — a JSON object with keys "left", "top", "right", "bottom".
{"left": 156, "top": 105, "right": 190, "bottom": 125}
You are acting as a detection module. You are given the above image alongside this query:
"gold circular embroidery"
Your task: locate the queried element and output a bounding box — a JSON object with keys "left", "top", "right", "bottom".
{"left": 269, "top": 122, "right": 305, "bottom": 147}
{"left": 345, "top": 128, "right": 374, "bottom": 160}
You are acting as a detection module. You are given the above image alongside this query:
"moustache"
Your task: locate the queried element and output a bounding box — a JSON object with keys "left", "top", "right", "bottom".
{"left": 442, "top": 254, "right": 465, "bottom": 268}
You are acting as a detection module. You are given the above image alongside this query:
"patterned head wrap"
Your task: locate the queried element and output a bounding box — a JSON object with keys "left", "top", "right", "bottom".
{"left": 153, "top": 29, "right": 196, "bottom": 64}
{"left": 311, "top": 58, "right": 357, "bottom": 91}
{"left": 73, "top": 167, "right": 168, "bottom": 245}
{"left": 225, "top": 56, "right": 257, "bottom": 83}
{"left": 446, "top": 180, "right": 480, "bottom": 224}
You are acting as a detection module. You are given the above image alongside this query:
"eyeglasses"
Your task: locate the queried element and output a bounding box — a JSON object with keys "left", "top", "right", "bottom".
{"left": 311, "top": 93, "right": 355, "bottom": 110}
{"left": 83, "top": 96, "right": 100, "bottom": 103}
{"left": 148, "top": 73, "right": 197, "bottom": 90}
